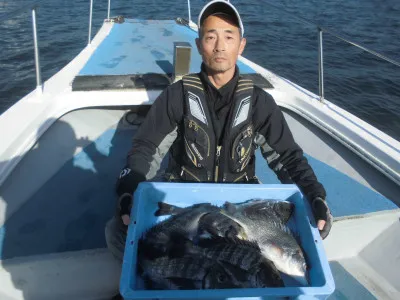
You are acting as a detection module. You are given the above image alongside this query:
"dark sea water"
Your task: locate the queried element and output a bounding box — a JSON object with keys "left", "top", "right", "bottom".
{"left": 0, "top": 0, "right": 399, "bottom": 141}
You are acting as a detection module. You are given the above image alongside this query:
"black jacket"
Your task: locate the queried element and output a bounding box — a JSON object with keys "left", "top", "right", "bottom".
{"left": 116, "top": 65, "right": 326, "bottom": 203}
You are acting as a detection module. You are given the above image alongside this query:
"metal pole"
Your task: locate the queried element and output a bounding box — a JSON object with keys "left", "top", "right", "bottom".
{"left": 107, "top": 0, "right": 111, "bottom": 19}
{"left": 318, "top": 28, "right": 324, "bottom": 102}
{"left": 187, "top": 0, "right": 191, "bottom": 23}
{"left": 88, "top": 0, "right": 93, "bottom": 45}
{"left": 32, "top": 6, "right": 42, "bottom": 92}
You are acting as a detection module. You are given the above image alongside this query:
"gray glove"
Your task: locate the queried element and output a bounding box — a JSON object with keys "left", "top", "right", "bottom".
{"left": 311, "top": 197, "right": 333, "bottom": 239}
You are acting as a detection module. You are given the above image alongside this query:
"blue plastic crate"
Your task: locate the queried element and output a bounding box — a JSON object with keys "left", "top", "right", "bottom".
{"left": 120, "top": 182, "right": 335, "bottom": 300}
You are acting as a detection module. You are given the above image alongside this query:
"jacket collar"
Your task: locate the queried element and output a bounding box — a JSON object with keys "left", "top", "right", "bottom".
{"left": 199, "top": 63, "right": 240, "bottom": 97}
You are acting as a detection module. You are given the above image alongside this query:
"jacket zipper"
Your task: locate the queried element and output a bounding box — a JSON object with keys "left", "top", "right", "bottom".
{"left": 233, "top": 172, "right": 248, "bottom": 183}
{"left": 181, "top": 166, "right": 201, "bottom": 182}
{"left": 214, "top": 145, "right": 222, "bottom": 182}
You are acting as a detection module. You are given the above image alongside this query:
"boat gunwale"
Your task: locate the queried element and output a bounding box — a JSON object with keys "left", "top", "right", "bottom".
{"left": 0, "top": 19, "right": 399, "bottom": 194}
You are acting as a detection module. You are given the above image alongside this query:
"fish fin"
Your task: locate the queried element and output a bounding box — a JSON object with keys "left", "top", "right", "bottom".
{"left": 218, "top": 211, "right": 248, "bottom": 237}
{"left": 243, "top": 202, "right": 268, "bottom": 217}
{"left": 225, "top": 224, "right": 247, "bottom": 240}
{"left": 198, "top": 212, "right": 246, "bottom": 240}
{"left": 216, "top": 210, "right": 248, "bottom": 240}
{"left": 275, "top": 200, "right": 295, "bottom": 224}
{"left": 223, "top": 201, "right": 237, "bottom": 214}
{"left": 240, "top": 199, "right": 294, "bottom": 224}
{"left": 198, "top": 213, "right": 222, "bottom": 237}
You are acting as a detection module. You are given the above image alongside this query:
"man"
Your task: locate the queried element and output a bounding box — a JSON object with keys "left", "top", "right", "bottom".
{"left": 106, "top": 0, "right": 333, "bottom": 296}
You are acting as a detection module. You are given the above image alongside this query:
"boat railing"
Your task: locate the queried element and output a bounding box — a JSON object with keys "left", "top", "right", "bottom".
{"left": 1, "top": 0, "right": 399, "bottom": 102}
{"left": 1, "top": 1, "right": 48, "bottom": 94}
{"left": 31, "top": 5, "right": 42, "bottom": 93}
{"left": 88, "top": 0, "right": 94, "bottom": 46}
{"left": 260, "top": 1, "right": 400, "bottom": 102}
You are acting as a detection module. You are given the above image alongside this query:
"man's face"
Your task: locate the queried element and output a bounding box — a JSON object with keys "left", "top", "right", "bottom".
{"left": 196, "top": 14, "right": 246, "bottom": 74}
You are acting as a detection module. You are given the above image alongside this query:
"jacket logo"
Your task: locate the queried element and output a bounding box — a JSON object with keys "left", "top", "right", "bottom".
{"left": 191, "top": 143, "right": 204, "bottom": 160}
{"left": 119, "top": 168, "right": 131, "bottom": 178}
{"left": 233, "top": 96, "right": 251, "bottom": 127}
{"left": 188, "top": 91, "right": 208, "bottom": 125}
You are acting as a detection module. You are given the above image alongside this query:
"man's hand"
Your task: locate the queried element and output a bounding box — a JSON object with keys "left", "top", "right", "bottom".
{"left": 311, "top": 197, "right": 333, "bottom": 239}
{"left": 119, "top": 193, "right": 133, "bottom": 226}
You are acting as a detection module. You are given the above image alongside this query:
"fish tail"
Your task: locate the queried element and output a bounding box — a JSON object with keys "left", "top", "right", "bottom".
{"left": 277, "top": 200, "right": 295, "bottom": 223}
{"left": 223, "top": 201, "right": 237, "bottom": 214}
{"left": 154, "top": 202, "right": 184, "bottom": 216}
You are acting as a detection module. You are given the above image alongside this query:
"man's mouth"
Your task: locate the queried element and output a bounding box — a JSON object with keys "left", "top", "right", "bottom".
{"left": 214, "top": 57, "right": 226, "bottom": 62}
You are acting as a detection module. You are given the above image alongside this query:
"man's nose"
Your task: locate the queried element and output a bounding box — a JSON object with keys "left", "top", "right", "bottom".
{"left": 214, "top": 38, "right": 225, "bottom": 52}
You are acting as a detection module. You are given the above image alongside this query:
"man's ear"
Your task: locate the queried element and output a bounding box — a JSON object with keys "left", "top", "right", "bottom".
{"left": 195, "top": 37, "right": 202, "bottom": 55}
{"left": 238, "top": 37, "right": 247, "bottom": 56}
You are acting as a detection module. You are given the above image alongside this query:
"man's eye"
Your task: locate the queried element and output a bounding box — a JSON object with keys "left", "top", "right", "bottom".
{"left": 206, "top": 36, "right": 214, "bottom": 40}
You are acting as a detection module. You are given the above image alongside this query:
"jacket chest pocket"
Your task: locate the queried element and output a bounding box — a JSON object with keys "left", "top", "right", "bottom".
{"left": 183, "top": 118, "right": 210, "bottom": 168}
{"left": 230, "top": 125, "right": 254, "bottom": 173}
